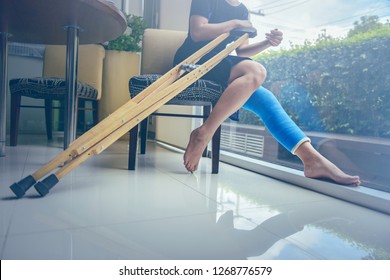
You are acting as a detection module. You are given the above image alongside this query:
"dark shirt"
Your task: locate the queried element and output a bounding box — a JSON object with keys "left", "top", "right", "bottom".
{"left": 175, "top": 0, "right": 249, "bottom": 62}
{"left": 173, "top": 0, "right": 251, "bottom": 121}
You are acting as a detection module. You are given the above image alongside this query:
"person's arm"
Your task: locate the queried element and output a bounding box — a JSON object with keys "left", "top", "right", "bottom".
{"left": 189, "top": 15, "right": 253, "bottom": 42}
{"left": 236, "top": 29, "right": 283, "bottom": 57}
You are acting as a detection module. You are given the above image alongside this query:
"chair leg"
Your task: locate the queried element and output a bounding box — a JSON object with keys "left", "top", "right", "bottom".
{"left": 77, "top": 98, "right": 86, "bottom": 132}
{"left": 76, "top": 99, "right": 98, "bottom": 132}
{"left": 211, "top": 125, "right": 221, "bottom": 174}
{"left": 10, "top": 94, "right": 21, "bottom": 146}
{"left": 44, "top": 99, "right": 53, "bottom": 140}
{"left": 92, "top": 100, "right": 99, "bottom": 126}
{"left": 202, "top": 105, "right": 211, "bottom": 157}
{"left": 140, "top": 118, "right": 148, "bottom": 154}
{"left": 128, "top": 124, "right": 139, "bottom": 170}
{"left": 58, "top": 100, "right": 65, "bottom": 132}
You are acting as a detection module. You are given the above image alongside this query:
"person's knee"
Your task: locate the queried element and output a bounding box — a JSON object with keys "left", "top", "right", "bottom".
{"left": 247, "top": 63, "right": 266, "bottom": 89}
{"left": 257, "top": 63, "right": 267, "bottom": 85}
{"left": 230, "top": 61, "right": 267, "bottom": 90}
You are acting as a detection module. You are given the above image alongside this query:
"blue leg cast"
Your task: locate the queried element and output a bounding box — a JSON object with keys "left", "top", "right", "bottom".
{"left": 243, "top": 87, "right": 310, "bottom": 154}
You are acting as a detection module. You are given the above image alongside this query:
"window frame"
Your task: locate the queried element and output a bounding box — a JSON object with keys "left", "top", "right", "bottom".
{"left": 219, "top": 150, "right": 390, "bottom": 215}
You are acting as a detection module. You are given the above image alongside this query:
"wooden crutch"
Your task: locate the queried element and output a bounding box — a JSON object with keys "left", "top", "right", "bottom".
{"left": 9, "top": 36, "right": 228, "bottom": 198}
{"left": 9, "top": 27, "right": 257, "bottom": 197}
{"left": 9, "top": 30, "right": 232, "bottom": 198}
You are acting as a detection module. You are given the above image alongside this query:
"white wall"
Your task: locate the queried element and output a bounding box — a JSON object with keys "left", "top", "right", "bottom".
{"left": 109, "top": 0, "right": 124, "bottom": 10}
{"left": 127, "top": 0, "right": 143, "bottom": 16}
{"left": 110, "top": 0, "right": 143, "bottom": 16}
{"left": 159, "top": 0, "right": 191, "bottom": 31}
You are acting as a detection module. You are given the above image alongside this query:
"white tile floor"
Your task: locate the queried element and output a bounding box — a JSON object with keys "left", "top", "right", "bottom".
{"left": 1, "top": 135, "right": 390, "bottom": 260}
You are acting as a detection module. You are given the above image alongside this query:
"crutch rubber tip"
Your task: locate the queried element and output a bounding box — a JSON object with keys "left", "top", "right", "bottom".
{"left": 34, "top": 174, "right": 59, "bottom": 197}
{"left": 10, "top": 175, "right": 36, "bottom": 198}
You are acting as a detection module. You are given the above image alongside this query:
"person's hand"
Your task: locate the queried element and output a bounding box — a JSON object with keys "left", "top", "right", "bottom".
{"left": 237, "top": 20, "right": 253, "bottom": 29}
{"left": 266, "top": 29, "right": 283, "bottom": 46}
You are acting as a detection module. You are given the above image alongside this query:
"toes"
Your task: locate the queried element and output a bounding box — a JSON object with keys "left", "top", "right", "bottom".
{"left": 184, "top": 160, "right": 195, "bottom": 173}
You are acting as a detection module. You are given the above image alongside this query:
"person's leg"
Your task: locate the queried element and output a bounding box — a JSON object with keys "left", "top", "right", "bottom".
{"left": 242, "top": 86, "right": 310, "bottom": 153}
{"left": 183, "top": 60, "right": 266, "bottom": 172}
{"left": 243, "top": 87, "right": 360, "bottom": 186}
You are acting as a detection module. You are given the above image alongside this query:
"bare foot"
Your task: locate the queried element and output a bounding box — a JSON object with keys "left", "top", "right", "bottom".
{"left": 183, "top": 127, "right": 211, "bottom": 172}
{"left": 295, "top": 141, "right": 360, "bottom": 186}
{"left": 303, "top": 155, "right": 360, "bottom": 186}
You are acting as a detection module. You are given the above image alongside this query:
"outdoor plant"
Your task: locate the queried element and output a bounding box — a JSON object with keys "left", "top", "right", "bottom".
{"left": 103, "top": 14, "right": 147, "bottom": 52}
{"left": 240, "top": 16, "right": 390, "bottom": 139}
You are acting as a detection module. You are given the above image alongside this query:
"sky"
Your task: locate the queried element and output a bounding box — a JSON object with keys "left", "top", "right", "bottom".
{"left": 240, "top": 0, "right": 390, "bottom": 49}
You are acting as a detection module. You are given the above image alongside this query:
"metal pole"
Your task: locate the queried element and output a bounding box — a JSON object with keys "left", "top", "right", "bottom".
{"left": 0, "top": 32, "right": 9, "bottom": 157}
{"left": 63, "top": 26, "right": 79, "bottom": 149}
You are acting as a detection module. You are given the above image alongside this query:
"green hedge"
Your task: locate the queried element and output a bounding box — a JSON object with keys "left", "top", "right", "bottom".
{"left": 240, "top": 32, "right": 390, "bottom": 138}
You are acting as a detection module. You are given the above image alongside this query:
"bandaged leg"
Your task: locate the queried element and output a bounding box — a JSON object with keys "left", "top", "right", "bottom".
{"left": 242, "top": 86, "right": 310, "bottom": 154}
{"left": 242, "top": 87, "right": 360, "bottom": 186}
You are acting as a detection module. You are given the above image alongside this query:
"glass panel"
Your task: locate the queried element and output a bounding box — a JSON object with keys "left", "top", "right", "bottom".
{"left": 221, "top": 0, "right": 390, "bottom": 192}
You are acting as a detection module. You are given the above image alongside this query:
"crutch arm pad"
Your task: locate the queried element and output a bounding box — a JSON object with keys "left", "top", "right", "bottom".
{"left": 230, "top": 27, "right": 257, "bottom": 38}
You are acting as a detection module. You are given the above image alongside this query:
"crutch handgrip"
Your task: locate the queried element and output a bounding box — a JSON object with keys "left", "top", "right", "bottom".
{"left": 230, "top": 27, "right": 257, "bottom": 38}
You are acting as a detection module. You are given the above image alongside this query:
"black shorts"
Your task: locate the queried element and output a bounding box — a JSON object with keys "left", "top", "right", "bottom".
{"left": 174, "top": 49, "right": 251, "bottom": 88}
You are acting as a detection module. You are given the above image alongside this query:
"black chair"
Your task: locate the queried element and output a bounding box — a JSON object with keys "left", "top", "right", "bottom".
{"left": 128, "top": 74, "right": 224, "bottom": 174}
